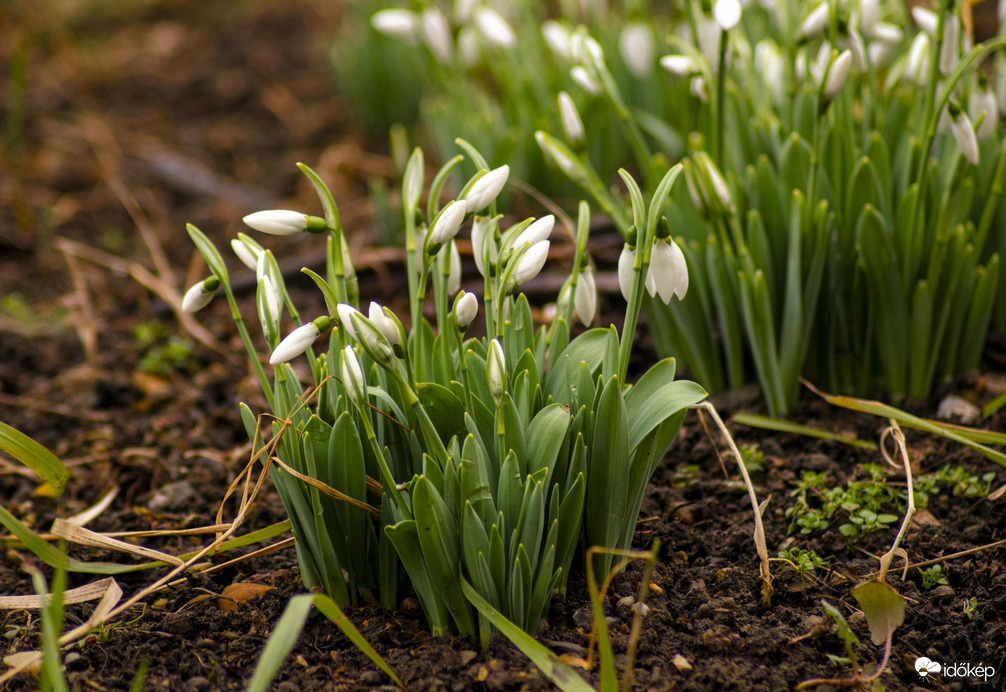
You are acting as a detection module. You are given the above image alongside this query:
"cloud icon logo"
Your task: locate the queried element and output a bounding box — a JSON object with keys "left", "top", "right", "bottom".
{"left": 915, "top": 657, "right": 941, "bottom": 678}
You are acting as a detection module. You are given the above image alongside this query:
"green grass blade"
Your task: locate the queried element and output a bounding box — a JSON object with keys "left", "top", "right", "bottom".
{"left": 0, "top": 421, "right": 68, "bottom": 494}
{"left": 461, "top": 577, "right": 594, "bottom": 692}
{"left": 732, "top": 412, "right": 878, "bottom": 450}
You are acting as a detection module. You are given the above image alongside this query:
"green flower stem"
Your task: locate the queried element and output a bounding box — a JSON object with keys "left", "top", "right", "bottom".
{"left": 713, "top": 28, "right": 729, "bottom": 168}
{"left": 388, "top": 369, "right": 449, "bottom": 467}
{"left": 618, "top": 236, "right": 652, "bottom": 383}
{"left": 355, "top": 401, "right": 411, "bottom": 520}
{"left": 405, "top": 204, "right": 420, "bottom": 330}
{"left": 220, "top": 280, "right": 275, "bottom": 411}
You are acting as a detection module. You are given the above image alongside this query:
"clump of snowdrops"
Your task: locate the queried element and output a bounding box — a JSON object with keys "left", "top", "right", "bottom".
{"left": 362, "top": 0, "right": 1006, "bottom": 416}
{"left": 183, "top": 141, "right": 705, "bottom": 645}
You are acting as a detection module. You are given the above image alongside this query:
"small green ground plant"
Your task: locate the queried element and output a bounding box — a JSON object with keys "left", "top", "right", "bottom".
{"left": 183, "top": 141, "right": 706, "bottom": 646}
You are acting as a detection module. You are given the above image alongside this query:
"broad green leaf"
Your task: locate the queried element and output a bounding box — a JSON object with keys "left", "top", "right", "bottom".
{"left": 417, "top": 382, "right": 468, "bottom": 446}
{"left": 585, "top": 376, "right": 629, "bottom": 579}
{"left": 626, "top": 381, "right": 706, "bottom": 452}
{"left": 0, "top": 421, "right": 68, "bottom": 494}
{"left": 384, "top": 520, "right": 450, "bottom": 635}
{"left": 525, "top": 404, "right": 571, "bottom": 491}
{"left": 544, "top": 328, "right": 608, "bottom": 399}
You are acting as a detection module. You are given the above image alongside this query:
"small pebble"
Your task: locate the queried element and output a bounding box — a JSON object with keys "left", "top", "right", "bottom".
{"left": 648, "top": 583, "right": 663, "bottom": 595}
{"left": 459, "top": 650, "right": 477, "bottom": 666}
{"left": 183, "top": 677, "right": 209, "bottom": 692}
{"left": 360, "top": 670, "right": 382, "bottom": 685}
{"left": 616, "top": 595, "right": 635, "bottom": 613}
{"left": 673, "top": 653, "right": 693, "bottom": 673}
{"left": 930, "top": 584, "right": 955, "bottom": 601}
{"left": 276, "top": 682, "right": 299, "bottom": 692}
{"left": 631, "top": 602, "right": 650, "bottom": 617}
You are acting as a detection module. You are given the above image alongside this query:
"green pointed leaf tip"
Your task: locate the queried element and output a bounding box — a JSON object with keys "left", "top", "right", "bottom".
{"left": 0, "top": 421, "right": 68, "bottom": 493}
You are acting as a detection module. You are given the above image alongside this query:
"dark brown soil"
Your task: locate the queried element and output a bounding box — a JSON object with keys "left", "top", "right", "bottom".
{"left": 2, "top": 2, "right": 1005, "bottom": 691}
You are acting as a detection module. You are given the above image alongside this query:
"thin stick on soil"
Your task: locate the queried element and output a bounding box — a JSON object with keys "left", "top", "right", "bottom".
{"left": 877, "top": 420, "right": 915, "bottom": 581}
{"left": 692, "top": 402, "right": 773, "bottom": 605}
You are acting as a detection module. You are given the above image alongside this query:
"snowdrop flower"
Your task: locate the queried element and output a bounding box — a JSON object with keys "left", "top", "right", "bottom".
{"left": 231, "top": 237, "right": 261, "bottom": 271}
{"left": 841, "top": 29, "right": 867, "bottom": 73}
{"left": 949, "top": 106, "right": 980, "bottom": 165}
{"left": 182, "top": 277, "right": 219, "bottom": 313}
{"left": 487, "top": 339, "right": 505, "bottom": 406}
{"left": 457, "top": 26, "right": 480, "bottom": 67}
{"left": 428, "top": 200, "right": 467, "bottom": 247}
{"left": 471, "top": 216, "right": 498, "bottom": 277}
{"left": 542, "top": 21, "right": 573, "bottom": 61}
{"left": 368, "top": 301, "right": 401, "bottom": 347}
{"left": 906, "top": 33, "right": 930, "bottom": 85}
{"left": 259, "top": 275, "right": 281, "bottom": 329}
{"left": 617, "top": 244, "right": 636, "bottom": 302}
{"left": 453, "top": 0, "right": 475, "bottom": 24}
{"left": 340, "top": 345, "right": 365, "bottom": 406}
{"left": 509, "top": 240, "right": 550, "bottom": 292}
{"left": 646, "top": 239, "right": 689, "bottom": 304}
{"left": 911, "top": 7, "right": 937, "bottom": 37}
{"left": 474, "top": 8, "right": 515, "bottom": 49}
{"left": 799, "top": 3, "right": 829, "bottom": 39}
{"left": 557, "top": 92, "right": 584, "bottom": 145}
{"left": 512, "top": 215, "right": 554, "bottom": 254}
{"left": 619, "top": 22, "right": 654, "bottom": 78}
{"left": 572, "top": 34, "right": 605, "bottom": 78}
{"left": 243, "top": 210, "right": 314, "bottom": 236}
{"left": 371, "top": 9, "right": 418, "bottom": 43}
{"left": 970, "top": 85, "right": 998, "bottom": 140}
{"left": 336, "top": 303, "right": 362, "bottom": 340}
{"left": 570, "top": 66, "right": 602, "bottom": 95}
{"left": 870, "top": 22, "right": 902, "bottom": 45}
{"left": 859, "top": 0, "right": 879, "bottom": 36}
{"left": 574, "top": 265, "right": 597, "bottom": 326}
{"left": 454, "top": 290, "right": 478, "bottom": 328}
{"left": 463, "top": 165, "right": 509, "bottom": 213}
{"left": 714, "top": 0, "right": 742, "bottom": 31}
{"left": 939, "top": 14, "right": 959, "bottom": 75}
{"left": 694, "top": 152, "right": 734, "bottom": 215}
{"left": 755, "top": 40, "right": 783, "bottom": 104}
{"left": 421, "top": 6, "right": 453, "bottom": 63}
{"left": 270, "top": 317, "right": 332, "bottom": 365}
{"left": 660, "top": 55, "right": 697, "bottom": 77}
{"left": 823, "top": 50, "right": 852, "bottom": 100}
{"left": 437, "top": 240, "right": 462, "bottom": 294}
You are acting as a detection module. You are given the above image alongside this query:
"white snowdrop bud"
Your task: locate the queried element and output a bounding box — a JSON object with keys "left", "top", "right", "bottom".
{"left": 474, "top": 8, "right": 515, "bottom": 48}
{"left": 714, "top": 0, "right": 742, "bottom": 31}
{"left": 860, "top": 0, "right": 879, "bottom": 36}
{"left": 428, "top": 199, "right": 467, "bottom": 246}
{"left": 542, "top": 21, "right": 573, "bottom": 61}
{"left": 471, "top": 216, "right": 498, "bottom": 278}
{"left": 645, "top": 239, "right": 689, "bottom": 304}
{"left": 243, "top": 210, "right": 310, "bottom": 236}
{"left": 463, "top": 165, "right": 509, "bottom": 213}
{"left": 558, "top": 92, "right": 584, "bottom": 145}
{"left": 231, "top": 238, "right": 261, "bottom": 271}
{"left": 340, "top": 345, "right": 365, "bottom": 406}
{"left": 619, "top": 22, "right": 655, "bottom": 78}
{"left": 907, "top": 33, "right": 930, "bottom": 85}
{"left": 949, "top": 106, "right": 980, "bottom": 166}
{"left": 513, "top": 215, "right": 554, "bottom": 251}
{"left": 371, "top": 9, "right": 418, "bottom": 43}
{"left": 437, "top": 240, "right": 462, "bottom": 295}
{"left": 509, "top": 240, "right": 550, "bottom": 292}
{"left": 824, "top": 50, "right": 852, "bottom": 100}
{"left": 911, "top": 7, "right": 937, "bottom": 36}
{"left": 182, "top": 277, "right": 219, "bottom": 313}
{"left": 970, "top": 86, "right": 998, "bottom": 140}
{"left": 574, "top": 265, "right": 597, "bottom": 326}
{"left": 421, "top": 7, "right": 452, "bottom": 63}
{"left": 454, "top": 290, "right": 478, "bottom": 328}
{"left": 270, "top": 317, "right": 332, "bottom": 365}
{"left": 940, "top": 14, "right": 959, "bottom": 75}
{"left": 660, "top": 55, "right": 697, "bottom": 76}
{"left": 570, "top": 66, "right": 602, "bottom": 95}
{"left": 368, "top": 301, "right": 401, "bottom": 347}
{"left": 487, "top": 339, "right": 506, "bottom": 406}
{"left": 336, "top": 303, "right": 362, "bottom": 341}
{"left": 618, "top": 244, "right": 636, "bottom": 302}
{"left": 800, "top": 3, "right": 829, "bottom": 39}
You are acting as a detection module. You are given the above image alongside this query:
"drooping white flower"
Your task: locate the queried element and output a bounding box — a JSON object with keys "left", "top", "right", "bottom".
{"left": 474, "top": 8, "right": 515, "bottom": 48}
{"left": 949, "top": 107, "right": 980, "bottom": 165}
{"left": 471, "top": 216, "right": 498, "bottom": 278}
{"left": 619, "top": 22, "right": 654, "bottom": 78}
{"left": 940, "top": 14, "right": 959, "bottom": 75}
{"left": 646, "top": 239, "right": 689, "bottom": 304}
{"left": 182, "top": 277, "right": 219, "bottom": 313}
{"left": 453, "top": 0, "right": 475, "bottom": 23}
{"left": 259, "top": 275, "right": 281, "bottom": 330}
{"left": 457, "top": 26, "right": 480, "bottom": 66}
{"left": 368, "top": 301, "right": 401, "bottom": 346}
{"left": 243, "top": 210, "right": 310, "bottom": 236}
{"left": 870, "top": 22, "right": 902, "bottom": 45}
{"left": 570, "top": 66, "right": 602, "bottom": 95}
{"left": 509, "top": 240, "right": 550, "bottom": 291}
{"left": 859, "top": 0, "right": 879, "bottom": 36}
{"left": 557, "top": 92, "right": 584, "bottom": 145}
{"left": 454, "top": 290, "right": 478, "bottom": 328}
{"left": 617, "top": 244, "right": 636, "bottom": 302}
{"left": 231, "top": 238, "right": 261, "bottom": 271}
{"left": 428, "top": 199, "right": 467, "bottom": 246}
{"left": 824, "top": 50, "right": 852, "bottom": 99}
{"left": 463, "top": 165, "right": 509, "bottom": 213}
{"left": 906, "top": 32, "right": 930, "bottom": 85}
{"left": 841, "top": 29, "right": 867, "bottom": 72}
{"left": 541, "top": 20, "right": 573, "bottom": 61}
{"left": 755, "top": 40, "right": 783, "bottom": 104}
{"left": 574, "top": 265, "right": 597, "bottom": 326}
{"left": 970, "top": 86, "right": 999, "bottom": 140}
{"left": 336, "top": 303, "right": 362, "bottom": 341}
{"left": 660, "top": 54, "right": 697, "bottom": 77}
{"left": 371, "top": 9, "right": 418, "bottom": 43}
{"left": 487, "top": 339, "right": 506, "bottom": 406}
{"left": 714, "top": 0, "right": 742, "bottom": 31}
{"left": 270, "top": 317, "right": 331, "bottom": 365}
{"left": 911, "top": 7, "right": 937, "bottom": 37}
{"left": 799, "top": 3, "right": 829, "bottom": 39}
{"left": 340, "top": 345, "right": 365, "bottom": 406}
{"left": 437, "top": 240, "right": 462, "bottom": 294}
{"left": 571, "top": 33, "right": 605, "bottom": 77}
{"left": 420, "top": 6, "right": 452, "bottom": 63}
